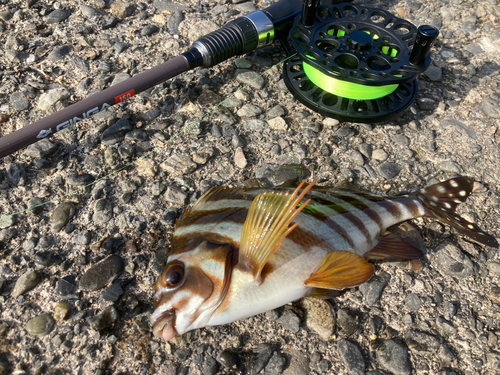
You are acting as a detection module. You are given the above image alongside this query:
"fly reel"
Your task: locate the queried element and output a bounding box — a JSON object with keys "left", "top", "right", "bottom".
{"left": 283, "top": 2, "right": 439, "bottom": 123}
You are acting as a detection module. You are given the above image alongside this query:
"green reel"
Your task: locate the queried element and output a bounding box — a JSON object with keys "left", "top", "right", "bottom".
{"left": 283, "top": 2, "right": 439, "bottom": 123}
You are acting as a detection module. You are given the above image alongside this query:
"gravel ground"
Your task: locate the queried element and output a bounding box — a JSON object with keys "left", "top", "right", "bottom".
{"left": 1, "top": 0, "right": 500, "bottom": 374}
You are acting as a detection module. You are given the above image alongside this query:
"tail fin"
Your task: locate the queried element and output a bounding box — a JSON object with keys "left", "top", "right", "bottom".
{"left": 418, "top": 177, "right": 498, "bottom": 247}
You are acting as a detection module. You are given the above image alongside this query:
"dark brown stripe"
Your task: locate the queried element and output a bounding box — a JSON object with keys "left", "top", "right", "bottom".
{"left": 178, "top": 207, "right": 249, "bottom": 227}
{"left": 362, "top": 207, "right": 384, "bottom": 230}
{"left": 341, "top": 212, "right": 370, "bottom": 242}
{"left": 286, "top": 224, "right": 333, "bottom": 250}
{"left": 171, "top": 233, "right": 238, "bottom": 256}
{"left": 332, "top": 192, "right": 384, "bottom": 231}
{"left": 399, "top": 197, "right": 421, "bottom": 218}
{"left": 378, "top": 200, "right": 402, "bottom": 220}
{"left": 300, "top": 208, "right": 356, "bottom": 248}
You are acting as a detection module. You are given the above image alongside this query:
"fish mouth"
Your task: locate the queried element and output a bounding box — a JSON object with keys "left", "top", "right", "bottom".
{"left": 151, "top": 309, "right": 177, "bottom": 341}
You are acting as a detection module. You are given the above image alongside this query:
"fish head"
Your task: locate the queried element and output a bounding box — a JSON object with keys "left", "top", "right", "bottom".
{"left": 150, "top": 239, "right": 234, "bottom": 341}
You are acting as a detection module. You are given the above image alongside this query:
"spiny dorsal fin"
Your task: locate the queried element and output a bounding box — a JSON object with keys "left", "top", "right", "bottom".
{"left": 238, "top": 180, "right": 317, "bottom": 283}
{"left": 418, "top": 177, "right": 498, "bottom": 248}
{"left": 305, "top": 251, "right": 374, "bottom": 290}
{"left": 364, "top": 231, "right": 424, "bottom": 261}
{"left": 177, "top": 185, "right": 241, "bottom": 226}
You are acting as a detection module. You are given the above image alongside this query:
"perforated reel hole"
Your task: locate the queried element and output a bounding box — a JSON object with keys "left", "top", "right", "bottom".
{"left": 370, "top": 11, "right": 386, "bottom": 23}
{"left": 359, "top": 27, "right": 379, "bottom": 40}
{"left": 343, "top": 5, "right": 358, "bottom": 18}
{"left": 299, "top": 80, "right": 315, "bottom": 92}
{"left": 391, "top": 70, "right": 410, "bottom": 77}
{"left": 293, "top": 32, "right": 309, "bottom": 44}
{"left": 379, "top": 44, "right": 400, "bottom": 57}
{"left": 398, "top": 84, "right": 410, "bottom": 96}
{"left": 311, "top": 88, "right": 322, "bottom": 102}
{"left": 394, "top": 24, "right": 411, "bottom": 35}
{"left": 367, "top": 56, "right": 391, "bottom": 71}
{"left": 322, "top": 93, "right": 338, "bottom": 107}
{"left": 290, "top": 64, "right": 303, "bottom": 73}
{"left": 316, "top": 39, "right": 339, "bottom": 52}
{"left": 385, "top": 18, "right": 396, "bottom": 29}
{"left": 305, "top": 51, "right": 320, "bottom": 61}
{"left": 353, "top": 100, "right": 368, "bottom": 112}
{"left": 317, "top": 7, "right": 333, "bottom": 20}
{"left": 334, "top": 54, "right": 359, "bottom": 69}
{"left": 380, "top": 96, "right": 395, "bottom": 110}
{"left": 327, "top": 26, "right": 346, "bottom": 37}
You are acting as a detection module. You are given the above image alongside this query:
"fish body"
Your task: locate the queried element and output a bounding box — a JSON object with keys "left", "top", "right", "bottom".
{"left": 151, "top": 177, "right": 497, "bottom": 341}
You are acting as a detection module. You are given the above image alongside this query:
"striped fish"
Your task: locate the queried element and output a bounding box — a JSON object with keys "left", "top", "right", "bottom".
{"left": 151, "top": 177, "right": 498, "bottom": 341}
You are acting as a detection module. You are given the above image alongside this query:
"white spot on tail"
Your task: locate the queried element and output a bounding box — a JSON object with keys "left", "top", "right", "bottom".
{"left": 459, "top": 191, "right": 467, "bottom": 196}
{"left": 437, "top": 186, "right": 446, "bottom": 193}
{"left": 444, "top": 202, "right": 451, "bottom": 209}
{"left": 450, "top": 180, "right": 458, "bottom": 188}
{"left": 454, "top": 199, "right": 461, "bottom": 203}
{"left": 468, "top": 224, "right": 475, "bottom": 229}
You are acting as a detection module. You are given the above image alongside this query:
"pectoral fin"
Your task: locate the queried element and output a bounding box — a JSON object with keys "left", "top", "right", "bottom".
{"left": 305, "top": 251, "right": 374, "bottom": 290}
{"left": 238, "top": 180, "right": 317, "bottom": 282}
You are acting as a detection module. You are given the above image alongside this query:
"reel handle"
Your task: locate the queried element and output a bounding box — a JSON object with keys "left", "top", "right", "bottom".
{"left": 410, "top": 25, "right": 439, "bottom": 66}
{"left": 301, "top": 0, "right": 321, "bottom": 28}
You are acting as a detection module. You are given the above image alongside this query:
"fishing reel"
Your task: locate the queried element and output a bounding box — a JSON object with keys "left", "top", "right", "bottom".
{"left": 283, "top": 1, "right": 439, "bottom": 123}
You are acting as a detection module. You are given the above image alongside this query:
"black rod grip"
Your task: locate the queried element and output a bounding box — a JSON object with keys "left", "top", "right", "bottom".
{"left": 410, "top": 25, "right": 439, "bottom": 66}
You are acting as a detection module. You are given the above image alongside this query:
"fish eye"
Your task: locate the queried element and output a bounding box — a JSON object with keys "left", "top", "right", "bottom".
{"left": 162, "top": 262, "right": 185, "bottom": 288}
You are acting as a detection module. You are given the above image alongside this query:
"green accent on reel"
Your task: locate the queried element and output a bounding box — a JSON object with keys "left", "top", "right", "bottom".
{"left": 303, "top": 62, "right": 399, "bottom": 100}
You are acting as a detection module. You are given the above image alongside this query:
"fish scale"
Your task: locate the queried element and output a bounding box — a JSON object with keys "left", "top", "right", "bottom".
{"left": 151, "top": 177, "right": 498, "bottom": 341}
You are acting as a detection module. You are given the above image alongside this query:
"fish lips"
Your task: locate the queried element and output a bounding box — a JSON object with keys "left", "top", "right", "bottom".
{"left": 151, "top": 309, "right": 177, "bottom": 341}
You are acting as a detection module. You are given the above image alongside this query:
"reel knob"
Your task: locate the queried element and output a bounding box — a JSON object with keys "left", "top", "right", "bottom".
{"left": 347, "top": 30, "right": 373, "bottom": 51}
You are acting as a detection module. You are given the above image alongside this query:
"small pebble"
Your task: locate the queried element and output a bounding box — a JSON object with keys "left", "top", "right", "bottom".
{"left": 376, "top": 340, "right": 411, "bottom": 375}
{"left": 359, "top": 272, "right": 391, "bottom": 305}
{"left": 378, "top": 162, "right": 402, "bottom": 179}
{"left": 102, "top": 283, "right": 124, "bottom": 302}
{"left": 337, "top": 309, "right": 359, "bottom": 336}
{"left": 338, "top": 339, "right": 365, "bottom": 375}
{"left": 12, "top": 270, "right": 42, "bottom": 298}
{"left": 90, "top": 305, "right": 119, "bottom": 331}
{"left": 79, "top": 255, "right": 124, "bottom": 291}
{"left": 277, "top": 306, "right": 301, "bottom": 333}
{"left": 51, "top": 202, "right": 76, "bottom": 232}
{"left": 53, "top": 301, "right": 71, "bottom": 321}
{"left": 234, "top": 147, "right": 247, "bottom": 169}
{"left": 26, "top": 314, "right": 55, "bottom": 336}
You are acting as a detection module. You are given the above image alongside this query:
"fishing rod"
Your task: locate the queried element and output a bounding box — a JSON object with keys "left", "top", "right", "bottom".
{"left": 0, "top": 0, "right": 438, "bottom": 159}
{"left": 0, "top": 0, "right": 303, "bottom": 158}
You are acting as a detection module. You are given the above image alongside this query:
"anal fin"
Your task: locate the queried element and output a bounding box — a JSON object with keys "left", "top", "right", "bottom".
{"left": 305, "top": 251, "right": 374, "bottom": 290}
{"left": 309, "top": 288, "right": 346, "bottom": 299}
{"left": 365, "top": 231, "right": 424, "bottom": 261}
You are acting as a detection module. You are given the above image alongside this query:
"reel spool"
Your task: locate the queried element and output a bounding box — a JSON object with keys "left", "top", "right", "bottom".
{"left": 283, "top": 2, "right": 439, "bottom": 123}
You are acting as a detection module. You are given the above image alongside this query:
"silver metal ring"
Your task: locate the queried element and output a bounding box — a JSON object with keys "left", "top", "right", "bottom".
{"left": 244, "top": 11, "right": 275, "bottom": 48}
